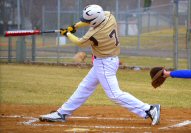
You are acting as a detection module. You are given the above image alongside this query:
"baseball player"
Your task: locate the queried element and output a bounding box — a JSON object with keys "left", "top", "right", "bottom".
{"left": 39, "top": 4, "right": 160, "bottom": 125}
{"left": 163, "top": 69, "right": 191, "bottom": 78}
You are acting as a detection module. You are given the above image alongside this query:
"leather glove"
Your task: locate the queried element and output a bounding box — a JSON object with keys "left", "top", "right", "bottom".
{"left": 150, "top": 67, "right": 166, "bottom": 88}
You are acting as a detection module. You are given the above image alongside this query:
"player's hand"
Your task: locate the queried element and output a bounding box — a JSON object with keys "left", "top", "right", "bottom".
{"left": 67, "top": 24, "right": 76, "bottom": 33}
{"left": 60, "top": 28, "right": 68, "bottom": 36}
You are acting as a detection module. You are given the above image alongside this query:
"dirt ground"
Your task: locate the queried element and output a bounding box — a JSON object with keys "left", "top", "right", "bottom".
{"left": 0, "top": 104, "right": 191, "bottom": 133}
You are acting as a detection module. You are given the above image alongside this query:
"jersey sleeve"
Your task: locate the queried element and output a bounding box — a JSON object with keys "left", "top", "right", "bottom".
{"left": 67, "top": 32, "right": 93, "bottom": 47}
{"left": 77, "top": 28, "right": 96, "bottom": 47}
{"left": 66, "top": 22, "right": 95, "bottom": 47}
{"left": 75, "top": 21, "right": 90, "bottom": 29}
{"left": 170, "top": 70, "right": 191, "bottom": 78}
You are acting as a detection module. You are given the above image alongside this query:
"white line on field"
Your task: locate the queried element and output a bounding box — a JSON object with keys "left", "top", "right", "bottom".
{"left": 0, "top": 115, "right": 32, "bottom": 118}
{"left": 2, "top": 115, "right": 189, "bottom": 130}
{"left": 22, "top": 122, "right": 151, "bottom": 129}
{"left": 159, "top": 120, "right": 191, "bottom": 130}
{"left": 22, "top": 118, "right": 39, "bottom": 125}
{"left": 0, "top": 115, "right": 143, "bottom": 121}
{"left": 69, "top": 116, "right": 144, "bottom": 121}
{"left": 0, "top": 115, "right": 179, "bottom": 122}
{"left": 1, "top": 115, "right": 151, "bottom": 129}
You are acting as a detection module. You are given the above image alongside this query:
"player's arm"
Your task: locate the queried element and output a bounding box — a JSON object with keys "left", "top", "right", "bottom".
{"left": 170, "top": 70, "right": 191, "bottom": 78}
{"left": 67, "top": 21, "right": 90, "bottom": 33}
{"left": 66, "top": 32, "right": 92, "bottom": 47}
{"left": 75, "top": 21, "right": 90, "bottom": 29}
{"left": 60, "top": 22, "right": 92, "bottom": 47}
{"left": 66, "top": 32, "right": 82, "bottom": 46}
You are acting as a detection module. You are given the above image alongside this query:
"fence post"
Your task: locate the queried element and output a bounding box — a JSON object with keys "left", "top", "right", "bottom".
{"left": 173, "top": 0, "right": 179, "bottom": 70}
{"left": 17, "top": 0, "right": 21, "bottom": 30}
{"left": 16, "top": 37, "right": 26, "bottom": 63}
{"left": 8, "top": 37, "right": 12, "bottom": 63}
{"left": 137, "top": 0, "right": 141, "bottom": 49}
{"left": 57, "top": 0, "right": 61, "bottom": 64}
{"left": 32, "top": 36, "right": 36, "bottom": 62}
{"left": 187, "top": 0, "right": 191, "bottom": 69}
{"left": 42, "top": 6, "right": 45, "bottom": 46}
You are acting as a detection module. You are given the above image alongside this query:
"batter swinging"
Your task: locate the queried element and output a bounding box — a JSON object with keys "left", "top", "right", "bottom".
{"left": 39, "top": 4, "right": 161, "bottom": 125}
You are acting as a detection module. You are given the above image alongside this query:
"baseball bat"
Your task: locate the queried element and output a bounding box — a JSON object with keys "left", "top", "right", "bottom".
{"left": 4, "top": 29, "right": 60, "bottom": 37}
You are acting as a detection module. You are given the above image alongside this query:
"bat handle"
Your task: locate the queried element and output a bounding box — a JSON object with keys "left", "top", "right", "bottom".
{"left": 41, "top": 30, "right": 60, "bottom": 34}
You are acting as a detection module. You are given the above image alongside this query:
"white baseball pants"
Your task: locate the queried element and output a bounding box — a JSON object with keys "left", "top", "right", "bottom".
{"left": 57, "top": 56, "right": 150, "bottom": 118}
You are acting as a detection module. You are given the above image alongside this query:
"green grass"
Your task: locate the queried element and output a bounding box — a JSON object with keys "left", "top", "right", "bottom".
{"left": 0, "top": 55, "right": 187, "bottom": 69}
{"left": 119, "top": 56, "right": 188, "bottom": 69}
{"left": 0, "top": 64, "right": 191, "bottom": 108}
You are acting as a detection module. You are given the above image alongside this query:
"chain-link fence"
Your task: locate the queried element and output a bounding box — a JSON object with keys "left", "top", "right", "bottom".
{"left": 0, "top": 0, "right": 190, "bottom": 69}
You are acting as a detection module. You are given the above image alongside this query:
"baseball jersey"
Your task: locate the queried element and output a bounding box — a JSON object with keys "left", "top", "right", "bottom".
{"left": 79, "top": 11, "right": 120, "bottom": 58}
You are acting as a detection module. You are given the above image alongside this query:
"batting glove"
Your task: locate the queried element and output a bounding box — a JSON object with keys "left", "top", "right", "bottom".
{"left": 60, "top": 28, "right": 68, "bottom": 37}
{"left": 67, "top": 24, "right": 76, "bottom": 33}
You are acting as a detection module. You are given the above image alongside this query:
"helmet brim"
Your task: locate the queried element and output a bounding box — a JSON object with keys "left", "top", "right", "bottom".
{"left": 80, "top": 17, "right": 95, "bottom": 23}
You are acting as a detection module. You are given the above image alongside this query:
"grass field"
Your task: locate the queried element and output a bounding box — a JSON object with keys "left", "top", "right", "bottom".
{"left": 1, "top": 64, "right": 191, "bottom": 108}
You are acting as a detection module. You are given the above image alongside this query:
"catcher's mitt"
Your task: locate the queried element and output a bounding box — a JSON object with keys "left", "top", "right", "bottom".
{"left": 150, "top": 67, "right": 166, "bottom": 88}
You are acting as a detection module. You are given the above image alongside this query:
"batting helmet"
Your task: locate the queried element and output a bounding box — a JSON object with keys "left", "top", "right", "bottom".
{"left": 80, "top": 5, "right": 105, "bottom": 27}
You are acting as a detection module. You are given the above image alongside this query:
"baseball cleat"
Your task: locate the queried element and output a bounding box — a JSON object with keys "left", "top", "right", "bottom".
{"left": 146, "top": 104, "right": 161, "bottom": 125}
{"left": 39, "top": 111, "right": 66, "bottom": 122}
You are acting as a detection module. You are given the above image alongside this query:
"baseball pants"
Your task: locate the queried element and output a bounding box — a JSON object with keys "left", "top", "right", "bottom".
{"left": 57, "top": 56, "right": 150, "bottom": 118}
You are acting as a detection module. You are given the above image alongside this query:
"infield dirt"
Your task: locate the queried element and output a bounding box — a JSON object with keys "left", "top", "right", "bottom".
{"left": 0, "top": 104, "right": 190, "bottom": 133}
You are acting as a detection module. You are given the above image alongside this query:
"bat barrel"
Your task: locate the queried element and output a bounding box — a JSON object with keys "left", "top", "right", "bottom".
{"left": 4, "top": 29, "right": 60, "bottom": 37}
{"left": 4, "top": 30, "right": 41, "bottom": 37}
